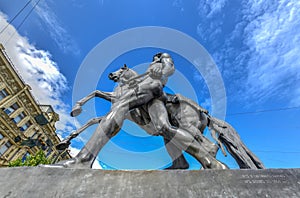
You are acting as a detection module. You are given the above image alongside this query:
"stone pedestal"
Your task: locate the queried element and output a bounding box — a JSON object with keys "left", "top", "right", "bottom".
{"left": 0, "top": 167, "right": 299, "bottom": 197}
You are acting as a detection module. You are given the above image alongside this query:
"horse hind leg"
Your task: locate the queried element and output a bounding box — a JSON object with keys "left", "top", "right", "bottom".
{"left": 56, "top": 117, "right": 103, "bottom": 151}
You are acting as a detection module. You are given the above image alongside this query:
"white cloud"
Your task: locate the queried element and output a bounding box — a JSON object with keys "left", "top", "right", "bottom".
{"left": 34, "top": 1, "right": 80, "bottom": 55}
{"left": 197, "top": 0, "right": 227, "bottom": 18}
{"left": 0, "top": 12, "right": 78, "bottom": 135}
{"left": 200, "top": 98, "right": 211, "bottom": 110}
{"left": 198, "top": 0, "right": 300, "bottom": 107}
{"left": 196, "top": 0, "right": 226, "bottom": 48}
{"left": 0, "top": 12, "right": 102, "bottom": 168}
{"left": 172, "top": 0, "right": 184, "bottom": 12}
{"left": 92, "top": 158, "right": 103, "bottom": 169}
{"left": 0, "top": 12, "right": 102, "bottom": 169}
{"left": 68, "top": 146, "right": 80, "bottom": 157}
{"left": 242, "top": 0, "right": 300, "bottom": 105}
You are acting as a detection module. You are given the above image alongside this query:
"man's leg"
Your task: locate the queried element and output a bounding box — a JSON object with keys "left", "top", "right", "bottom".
{"left": 184, "top": 125, "right": 219, "bottom": 157}
{"left": 148, "top": 99, "right": 228, "bottom": 169}
{"left": 163, "top": 137, "right": 189, "bottom": 169}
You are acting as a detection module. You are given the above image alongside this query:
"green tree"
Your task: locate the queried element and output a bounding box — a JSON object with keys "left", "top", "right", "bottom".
{"left": 9, "top": 150, "right": 52, "bottom": 167}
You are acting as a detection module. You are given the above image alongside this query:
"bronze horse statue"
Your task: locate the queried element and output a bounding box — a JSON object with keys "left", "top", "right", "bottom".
{"left": 57, "top": 65, "right": 264, "bottom": 169}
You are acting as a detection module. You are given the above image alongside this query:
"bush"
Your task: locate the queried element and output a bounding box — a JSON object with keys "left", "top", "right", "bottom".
{"left": 9, "top": 150, "right": 52, "bottom": 167}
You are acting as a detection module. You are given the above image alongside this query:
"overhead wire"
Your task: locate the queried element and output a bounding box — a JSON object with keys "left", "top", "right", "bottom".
{"left": 0, "top": 0, "right": 32, "bottom": 35}
{"left": 4, "top": 0, "right": 42, "bottom": 45}
{"left": 227, "top": 106, "right": 300, "bottom": 116}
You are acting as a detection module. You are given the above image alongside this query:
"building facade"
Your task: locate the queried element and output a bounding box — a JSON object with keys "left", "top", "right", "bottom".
{"left": 0, "top": 44, "right": 71, "bottom": 166}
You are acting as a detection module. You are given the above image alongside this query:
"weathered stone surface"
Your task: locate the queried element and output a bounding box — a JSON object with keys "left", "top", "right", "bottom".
{"left": 0, "top": 167, "right": 299, "bottom": 198}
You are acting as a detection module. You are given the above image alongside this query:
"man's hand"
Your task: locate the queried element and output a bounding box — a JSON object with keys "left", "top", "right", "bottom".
{"left": 150, "top": 64, "right": 163, "bottom": 78}
{"left": 200, "top": 107, "right": 209, "bottom": 114}
{"left": 166, "top": 95, "right": 179, "bottom": 104}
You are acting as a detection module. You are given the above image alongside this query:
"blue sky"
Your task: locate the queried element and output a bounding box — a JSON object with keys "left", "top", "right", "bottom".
{"left": 0, "top": 0, "right": 299, "bottom": 169}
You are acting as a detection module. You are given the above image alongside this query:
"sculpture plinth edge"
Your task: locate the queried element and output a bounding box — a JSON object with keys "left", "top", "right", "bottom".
{"left": 0, "top": 167, "right": 299, "bottom": 198}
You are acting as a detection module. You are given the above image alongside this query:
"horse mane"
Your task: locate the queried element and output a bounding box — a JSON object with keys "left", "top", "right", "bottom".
{"left": 120, "top": 68, "right": 138, "bottom": 82}
{"left": 125, "top": 68, "right": 138, "bottom": 78}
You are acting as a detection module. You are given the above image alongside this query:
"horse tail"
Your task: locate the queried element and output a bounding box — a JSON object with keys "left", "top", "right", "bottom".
{"left": 208, "top": 116, "right": 265, "bottom": 169}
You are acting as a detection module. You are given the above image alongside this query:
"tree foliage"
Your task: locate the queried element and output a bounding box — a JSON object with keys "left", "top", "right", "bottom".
{"left": 9, "top": 150, "right": 52, "bottom": 167}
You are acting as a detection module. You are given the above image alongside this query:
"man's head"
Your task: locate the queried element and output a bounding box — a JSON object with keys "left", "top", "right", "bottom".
{"left": 152, "top": 52, "right": 163, "bottom": 62}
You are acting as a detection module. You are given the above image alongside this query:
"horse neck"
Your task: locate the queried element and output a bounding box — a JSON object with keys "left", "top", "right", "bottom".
{"left": 120, "top": 69, "right": 138, "bottom": 82}
{"left": 114, "top": 69, "right": 138, "bottom": 96}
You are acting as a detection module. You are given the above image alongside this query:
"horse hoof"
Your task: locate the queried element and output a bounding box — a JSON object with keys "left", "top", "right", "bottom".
{"left": 217, "top": 162, "right": 229, "bottom": 170}
{"left": 39, "top": 159, "right": 76, "bottom": 168}
{"left": 55, "top": 141, "right": 71, "bottom": 150}
{"left": 40, "top": 158, "right": 90, "bottom": 169}
{"left": 164, "top": 163, "right": 189, "bottom": 170}
{"left": 70, "top": 105, "right": 82, "bottom": 117}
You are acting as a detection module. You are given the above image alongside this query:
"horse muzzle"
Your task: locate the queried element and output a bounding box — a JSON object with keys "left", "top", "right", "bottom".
{"left": 108, "top": 73, "right": 119, "bottom": 82}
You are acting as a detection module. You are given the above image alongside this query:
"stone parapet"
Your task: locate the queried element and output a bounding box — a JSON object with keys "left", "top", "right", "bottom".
{"left": 0, "top": 167, "right": 299, "bottom": 198}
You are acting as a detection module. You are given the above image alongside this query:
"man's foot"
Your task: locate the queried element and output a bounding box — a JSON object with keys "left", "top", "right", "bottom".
{"left": 70, "top": 104, "right": 82, "bottom": 117}
{"left": 164, "top": 163, "right": 189, "bottom": 170}
{"left": 164, "top": 155, "right": 189, "bottom": 170}
{"left": 207, "top": 160, "right": 229, "bottom": 170}
{"left": 216, "top": 162, "right": 229, "bottom": 169}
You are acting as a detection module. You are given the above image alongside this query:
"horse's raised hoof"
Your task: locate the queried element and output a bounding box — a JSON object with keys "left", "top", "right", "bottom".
{"left": 70, "top": 104, "right": 82, "bottom": 117}
{"left": 55, "top": 141, "right": 71, "bottom": 151}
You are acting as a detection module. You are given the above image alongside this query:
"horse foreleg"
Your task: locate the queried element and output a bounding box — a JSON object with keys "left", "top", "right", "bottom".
{"left": 71, "top": 90, "right": 114, "bottom": 117}
{"left": 56, "top": 117, "right": 103, "bottom": 150}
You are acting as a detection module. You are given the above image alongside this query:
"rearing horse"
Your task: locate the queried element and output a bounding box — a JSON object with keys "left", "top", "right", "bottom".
{"left": 58, "top": 64, "right": 264, "bottom": 169}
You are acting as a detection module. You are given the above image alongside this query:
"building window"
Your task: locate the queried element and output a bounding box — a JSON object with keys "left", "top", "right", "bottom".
{"left": 22, "top": 152, "right": 29, "bottom": 162}
{"left": 30, "top": 131, "right": 38, "bottom": 138}
{"left": 0, "top": 141, "right": 12, "bottom": 156}
{"left": 13, "top": 112, "right": 26, "bottom": 124}
{"left": 0, "top": 133, "right": 3, "bottom": 140}
{"left": 61, "top": 152, "right": 67, "bottom": 158}
{"left": 46, "top": 148, "right": 53, "bottom": 157}
{"left": 0, "top": 89, "right": 8, "bottom": 101}
{"left": 46, "top": 139, "right": 53, "bottom": 147}
{"left": 4, "top": 103, "right": 20, "bottom": 115}
{"left": 9, "top": 148, "right": 20, "bottom": 161}
{"left": 19, "top": 121, "right": 32, "bottom": 132}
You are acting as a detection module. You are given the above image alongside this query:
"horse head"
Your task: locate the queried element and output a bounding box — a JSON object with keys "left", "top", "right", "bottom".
{"left": 108, "top": 64, "right": 138, "bottom": 83}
